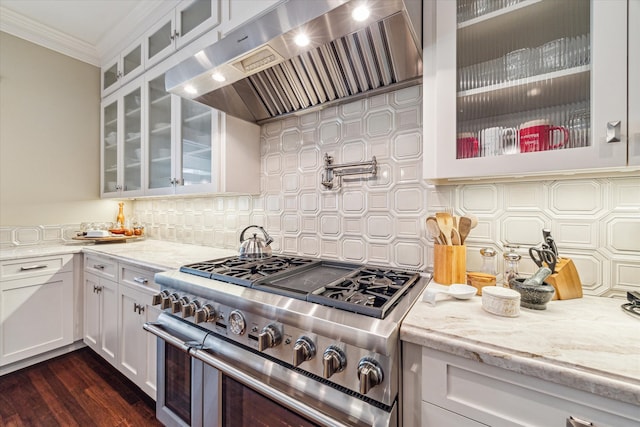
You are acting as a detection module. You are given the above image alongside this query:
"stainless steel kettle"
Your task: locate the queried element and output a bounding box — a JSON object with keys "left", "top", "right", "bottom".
{"left": 239, "top": 225, "right": 273, "bottom": 258}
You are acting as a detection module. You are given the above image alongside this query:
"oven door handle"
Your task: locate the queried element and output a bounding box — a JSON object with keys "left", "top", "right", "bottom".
{"left": 143, "top": 321, "right": 193, "bottom": 353}
{"left": 190, "top": 347, "right": 350, "bottom": 427}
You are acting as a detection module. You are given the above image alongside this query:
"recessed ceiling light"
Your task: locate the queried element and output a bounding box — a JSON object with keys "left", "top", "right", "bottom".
{"left": 527, "top": 87, "right": 541, "bottom": 97}
{"left": 294, "top": 33, "right": 310, "bottom": 47}
{"left": 212, "top": 73, "right": 226, "bottom": 82}
{"left": 184, "top": 85, "right": 198, "bottom": 94}
{"left": 352, "top": 5, "right": 370, "bottom": 22}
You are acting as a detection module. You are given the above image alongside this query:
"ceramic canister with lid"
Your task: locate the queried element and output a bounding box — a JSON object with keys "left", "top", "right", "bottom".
{"left": 482, "top": 286, "right": 521, "bottom": 317}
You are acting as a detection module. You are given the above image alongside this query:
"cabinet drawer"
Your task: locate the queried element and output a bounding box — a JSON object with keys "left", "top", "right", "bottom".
{"left": 0, "top": 254, "right": 73, "bottom": 280}
{"left": 84, "top": 254, "right": 117, "bottom": 280}
{"left": 422, "top": 347, "right": 639, "bottom": 427}
{"left": 120, "top": 263, "right": 160, "bottom": 293}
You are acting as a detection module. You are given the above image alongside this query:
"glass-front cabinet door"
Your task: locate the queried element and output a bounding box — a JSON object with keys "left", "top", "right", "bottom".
{"left": 145, "top": 65, "right": 217, "bottom": 196}
{"left": 175, "top": 0, "right": 219, "bottom": 49}
{"left": 101, "top": 78, "right": 145, "bottom": 198}
{"left": 122, "top": 87, "right": 142, "bottom": 193}
{"left": 176, "top": 98, "right": 216, "bottom": 194}
{"left": 101, "top": 99, "right": 119, "bottom": 196}
{"left": 146, "top": 72, "right": 174, "bottom": 195}
{"left": 425, "top": 0, "right": 629, "bottom": 180}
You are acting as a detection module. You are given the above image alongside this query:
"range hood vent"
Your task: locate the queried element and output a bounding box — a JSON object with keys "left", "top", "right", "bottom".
{"left": 165, "top": 0, "right": 422, "bottom": 124}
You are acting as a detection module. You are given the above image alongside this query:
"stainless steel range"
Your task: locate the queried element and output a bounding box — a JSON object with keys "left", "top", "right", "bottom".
{"left": 145, "top": 255, "right": 430, "bottom": 427}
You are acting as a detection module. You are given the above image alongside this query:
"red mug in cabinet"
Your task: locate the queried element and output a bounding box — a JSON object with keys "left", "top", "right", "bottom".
{"left": 457, "top": 132, "right": 479, "bottom": 159}
{"left": 519, "top": 119, "right": 569, "bottom": 152}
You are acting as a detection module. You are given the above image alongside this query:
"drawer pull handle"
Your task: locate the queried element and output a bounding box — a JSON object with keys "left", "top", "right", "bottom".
{"left": 93, "top": 285, "right": 103, "bottom": 294}
{"left": 567, "top": 416, "right": 594, "bottom": 427}
{"left": 20, "top": 264, "right": 48, "bottom": 271}
{"left": 93, "top": 264, "right": 105, "bottom": 270}
{"left": 133, "top": 303, "right": 145, "bottom": 315}
{"left": 133, "top": 276, "right": 149, "bottom": 284}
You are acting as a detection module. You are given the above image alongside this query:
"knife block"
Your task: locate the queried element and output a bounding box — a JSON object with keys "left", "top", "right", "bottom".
{"left": 545, "top": 258, "right": 583, "bottom": 300}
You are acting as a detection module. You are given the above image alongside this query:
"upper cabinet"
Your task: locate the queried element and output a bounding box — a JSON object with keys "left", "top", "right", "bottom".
{"left": 145, "top": 0, "right": 220, "bottom": 69}
{"left": 101, "top": 77, "right": 145, "bottom": 198}
{"left": 101, "top": 38, "right": 145, "bottom": 97}
{"left": 424, "top": 0, "right": 637, "bottom": 181}
{"left": 144, "top": 62, "right": 260, "bottom": 197}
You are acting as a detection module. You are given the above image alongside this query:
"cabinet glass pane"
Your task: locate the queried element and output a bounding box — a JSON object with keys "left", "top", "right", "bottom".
{"left": 103, "top": 63, "right": 118, "bottom": 91}
{"left": 123, "top": 45, "right": 142, "bottom": 77}
{"left": 148, "top": 74, "right": 172, "bottom": 189}
{"left": 103, "top": 101, "right": 118, "bottom": 193}
{"left": 181, "top": 99, "right": 212, "bottom": 186}
{"left": 123, "top": 88, "right": 142, "bottom": 192}
{"left": 148, "top": 22, "right": 172, "bottom": 59}
{"left": 456, "top": 0, "right": 590, "bottom": 159}
{"left": 180, "top": 1, "right": 212, "bottom": 37}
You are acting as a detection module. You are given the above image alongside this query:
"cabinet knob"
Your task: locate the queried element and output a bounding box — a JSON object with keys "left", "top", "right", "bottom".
{"left": 133, "top": 276, "right": 148, "bottom": 284}
{"left": 606, "top": 120, "right": 621, "bottom": 143}
{"left": 566, "top": 416, "right": 594, "bottom": 426}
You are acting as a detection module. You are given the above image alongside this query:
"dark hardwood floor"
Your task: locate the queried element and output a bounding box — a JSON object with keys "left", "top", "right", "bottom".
{"left": 0, "top": 347, "right": 162, "bottom": 427}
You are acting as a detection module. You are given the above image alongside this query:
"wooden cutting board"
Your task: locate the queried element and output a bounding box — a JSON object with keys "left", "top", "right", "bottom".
{"left": 72, "top": 235, "right": 142, "bottom": 243}
{"left": 545, "top": 258, "right": 583, "bottom": 300}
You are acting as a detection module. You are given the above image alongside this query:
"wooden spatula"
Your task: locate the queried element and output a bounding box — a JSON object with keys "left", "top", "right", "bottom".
{"left": 458, "top": 216, "right": 472, "bottom": 245}
{"left": 435, "top": 212, "right": 454, "bottom": 246}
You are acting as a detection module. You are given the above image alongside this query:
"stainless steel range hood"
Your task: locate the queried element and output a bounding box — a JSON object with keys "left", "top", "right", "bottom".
{"left": 165, "top": 0, "right": 422, "bottom": 123}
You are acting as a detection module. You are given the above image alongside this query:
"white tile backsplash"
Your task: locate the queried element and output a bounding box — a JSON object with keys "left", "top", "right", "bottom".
{"left": 122, "top": 85, "right": 639, "bottom": 297}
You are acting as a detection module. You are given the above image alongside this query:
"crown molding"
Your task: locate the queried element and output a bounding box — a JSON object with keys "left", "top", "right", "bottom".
{"left": 0, "top": 6, "right": 100, "bottom": 66}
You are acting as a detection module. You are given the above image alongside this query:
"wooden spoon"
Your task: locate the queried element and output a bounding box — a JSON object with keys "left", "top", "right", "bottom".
{"left": 466, "top": 213, "right": 478, "bottom": 229}
{"left": 458, "top": 216, "right": 472, "bottom": 245}
{"left": 435, "top": 212, "right": 454, "bottom": 246}
{"left": 426, "top": 217, "right": 444, "bottom": 245}
{"left": 451, "top": 228, "right": 461, "bottom": 245}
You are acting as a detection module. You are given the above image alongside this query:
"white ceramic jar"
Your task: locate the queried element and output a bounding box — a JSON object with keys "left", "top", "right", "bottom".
{"left": 482, "top": 286, "right": 521, "bottom": 317}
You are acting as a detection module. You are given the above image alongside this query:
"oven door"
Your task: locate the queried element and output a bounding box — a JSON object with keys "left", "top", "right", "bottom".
{"left": 145, "top": 313, "right": 396, "bottom": 427}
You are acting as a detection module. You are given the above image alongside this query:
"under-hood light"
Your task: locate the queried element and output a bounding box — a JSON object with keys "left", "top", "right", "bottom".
{"left": 184, "top": 85, "right": 198, "bottom": 94}
{"left": 352, "top": 5, "right": 370, "bottom": 22}
{"left": 294, "top": 33, "right": 310, "bottom": 47}
{"left": 212, "top": 73, "right": 226, "bottom": 82}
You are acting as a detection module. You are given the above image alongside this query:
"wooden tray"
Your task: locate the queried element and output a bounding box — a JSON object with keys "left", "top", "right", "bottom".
{"left": 72, "top": 235, "right": 142, "bottom": 243}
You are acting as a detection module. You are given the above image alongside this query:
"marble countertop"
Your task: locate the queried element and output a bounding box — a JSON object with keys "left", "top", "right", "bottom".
{"left": 0, "top": 240, "right": 236, "bottom": 271}
{"left": 401, "top": 291, "right": 640, "bottom": 406}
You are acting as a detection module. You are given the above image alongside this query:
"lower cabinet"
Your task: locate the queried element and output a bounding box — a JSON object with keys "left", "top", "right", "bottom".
{"left": 0, "top": 254, "right": 75, "bottom": 366}
{"left": 403, "top": 342, "right": 639, "bottom": 427}
{"left": 83, "top": 271, "right": 118, "bottom": 366}
{"left": 83, "top": 254, "right": 160, "bottom": 399}
{"left": 118, "top": 263, "right": 160, "bottom": 399}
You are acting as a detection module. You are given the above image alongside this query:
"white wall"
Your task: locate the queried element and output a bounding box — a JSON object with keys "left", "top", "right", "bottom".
{"left": 132, "top": 86, "right": 640, "bottom": 297}
{"left": 0, "top": 32, "right": 121, "bottom": 229}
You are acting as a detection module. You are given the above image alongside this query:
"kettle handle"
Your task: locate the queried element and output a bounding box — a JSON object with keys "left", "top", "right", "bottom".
{"left": 239, "top": 225, "right": 273, "bottom": 245}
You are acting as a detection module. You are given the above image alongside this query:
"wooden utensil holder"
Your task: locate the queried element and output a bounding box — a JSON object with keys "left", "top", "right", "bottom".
{"left": 433, "top": 244, "right": 466, "bottom": 285}
{"left": 545, "top": 257, "right": 583, "bottom": 300}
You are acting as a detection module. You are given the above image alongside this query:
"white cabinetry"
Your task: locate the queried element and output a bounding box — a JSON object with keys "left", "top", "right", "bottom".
{"left": 101, "top": 38, "right": 145, "bottom": 97}
{"left": 145, "top": 0, "right": 221, "bottom": 69}
{"left": 222, "top": 0, "right": 282, "bottom": 34}
{"left": 403, "top": 343, "right": 640, "bottom": 427}
{"left": 424, "top": 0, "right": 636, "bottom": 180}
{"left": 118, "top": 263, "right": 161, "bottom": 399}
{"left": 144, "top": 59, "right": 260, "bottom": 196}
{"left": 0, "top": 254, "right": 74, "bottom": 366}
{"left": 83, "top": 254, "right": 118, "bottom": 365}
{"left": 101, "top": 76, "right": 145, "bottom": 198}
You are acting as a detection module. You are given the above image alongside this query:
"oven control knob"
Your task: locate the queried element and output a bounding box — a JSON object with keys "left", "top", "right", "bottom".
{"left": 152, "top": 290, "right": 169, "bottom": 306}
{"left": 194, "top": 304, "right": 217, "bottom": 324}
{"left": 228, "top": 310, "right": 246, "bottom": 335}
{"left": 181, "top": 300, "right": 201, "bottom": 318}
{"left": 322, "top": 346, "right": 347, "bottom": 379}
{"left": 357, "top": 357, "right": 384, "bottom": 395}
{"left": 293, "top": 337, "right": 316, "bottom": 366}
{"left": 258, "top": 324, "right": 282, "bottom": 351}
{"left": 173, "top": 296, "right": 190, "bottom": 314}
{"left": 161, "top": 292, "right": 179, "bottom": 310}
